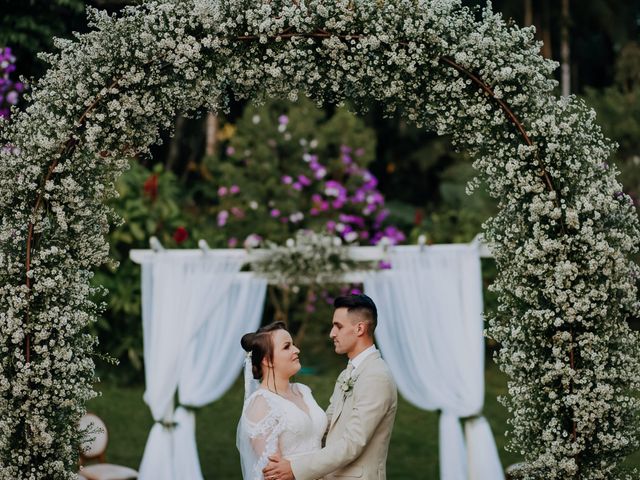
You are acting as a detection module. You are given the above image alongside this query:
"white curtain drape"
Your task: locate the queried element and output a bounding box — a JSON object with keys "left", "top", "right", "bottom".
{"left": 364, "top": 245, "right": 503, "bottom": 480}
{"left": 138, "top": 255, "right": 266, "bottom": 480}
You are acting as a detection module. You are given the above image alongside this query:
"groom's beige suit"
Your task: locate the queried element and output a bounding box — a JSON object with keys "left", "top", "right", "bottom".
{"left": 290, "top": 349, "right": 397, "bottom": 480}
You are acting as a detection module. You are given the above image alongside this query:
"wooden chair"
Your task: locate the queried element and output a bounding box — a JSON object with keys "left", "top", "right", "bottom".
{"left": 78, "top": 413, "right": 138, "bottom": 480}
{"left": 505, "top": 462, "right": 527, "bottom": 480}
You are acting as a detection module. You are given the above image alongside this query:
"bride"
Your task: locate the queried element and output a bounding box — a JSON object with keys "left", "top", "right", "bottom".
{"left": 237, "top": 322, "right": 328, "bottom": 480}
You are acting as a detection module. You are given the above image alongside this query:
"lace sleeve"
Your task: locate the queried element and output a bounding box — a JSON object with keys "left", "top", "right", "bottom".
{"left": 237, "top": 392, "right": 285, "bottom": 480}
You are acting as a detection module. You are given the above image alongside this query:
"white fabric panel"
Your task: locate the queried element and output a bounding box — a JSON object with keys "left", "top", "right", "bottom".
{"left": 439, "top": 411, "right": 468, "bottom": 480}
{"left": 138, "top": 255, "right": 266, "bottom": 480}
{"left": 365, "top": 245, "right": 503, "bottom": 480}
{"left": 466, "top": 416, "right": 504, "bottom": 480}
{"left": 178, "top": 275, "right": 267, "bottom": 406}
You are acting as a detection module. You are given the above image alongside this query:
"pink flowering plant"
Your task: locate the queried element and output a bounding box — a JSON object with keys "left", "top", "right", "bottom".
{"left": 207, "top": 97, "right": 405, "bottom": 250}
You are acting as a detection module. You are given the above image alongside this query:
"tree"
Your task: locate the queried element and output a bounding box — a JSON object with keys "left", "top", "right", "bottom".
{"left": 584, "top": 41, "right": 640, "bottom": 208}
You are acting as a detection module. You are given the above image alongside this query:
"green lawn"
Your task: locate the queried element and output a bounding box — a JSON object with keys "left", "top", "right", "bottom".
{"left": 88, "top": 359, "right": 640, "bottom": 479}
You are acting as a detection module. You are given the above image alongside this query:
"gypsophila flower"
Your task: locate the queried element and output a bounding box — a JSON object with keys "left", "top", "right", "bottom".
{"left": 0, "top": 0, "right": 638, "bottom": 478}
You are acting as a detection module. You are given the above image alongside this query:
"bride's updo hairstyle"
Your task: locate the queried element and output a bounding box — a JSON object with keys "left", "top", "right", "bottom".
{"left": 241, "top": 321, "right": 287, "bottom": 380}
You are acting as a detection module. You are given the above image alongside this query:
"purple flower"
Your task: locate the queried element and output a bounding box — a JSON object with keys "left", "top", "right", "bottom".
{"left": 341, "top": 154, "right": 352, "bottom": 165}
{"left": 309, "top": 161, "right": 328, "bottom": 179}
{"left": 339, "top": 214, "right": 365, "bottom": 228}
{"left": 366, "top": 192, "right": 384, "bottom": 205}
{"left": 244, "top": 234, "right": 263, "bottom": 248}
{"left": 314, "top": 167, "right": 327, "bottom": 179}
{"left": 230, "top": 185, "right": 240, "bottom": 194}
{"left": 326, "top": 220, "right": 336, "bottom": 232}
{"left": 281, "top": 175, "right": 293, "bottom": 184}
{"left": 6, "top": 91, "right": 18, "bottom": 105}
{"left": 378, "top": 260, "right": 392, "bottom": 270}
{"left": 363, "top": 176, "right": 378, "bottom": 190}
{"left": 231, "top": 207, "right": 245, "bottom": 218}
{"left": 363, "top": 204, "right": 377, "bottom": 216}
{"left": 374, "top": 209, "right": 390, "bottom": 228}
{"left": 325, "top": 180, "right": 346, "bottom": 198}
{"left": 226, "top": 146, "right": 235, "bottom": 156}
{"left": 311, "top": 194, "right": 329, "bottom": 214}
{"left": 228, "top": 237, "right": 238, "bottom": 248}
{"left": 217, "top": 210, "right": 229, "bottom": 227}
{"left": 270, "top": 208, "right": 281, "bottom": 218}
{"left": 298, "top": 174, "right": 311, "bottom": 186}
{"left": 355, "top": 148, "right": 365, "bottom": 157}
{"left": 340, "top": 145, "right": 352, "bottom": 154}
{"left": 352, "top": 189, "right": 367, "bottom": 203}
{"left": 372, "top": 226, "right": 406, "bottom": 246}
{"left": 278, "top": 114, "right": 289, "bottom": 125}
{"left": 344, "top": 230, "right": 359, "bottom": 243}
{"left": 218, "top": 186, "right": 228, "bottom": 197}
{"left": 292, "top": 182, "right": 303, "bottom": 191}
{"left": 350, "top": 287, "right": 362, "bottom": 295}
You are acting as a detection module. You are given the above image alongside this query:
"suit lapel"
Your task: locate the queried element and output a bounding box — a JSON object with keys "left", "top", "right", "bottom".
{"left": 329, "top": 351, "right": 381, "bottom": 431}
{"left": 329, "top": 370, "right": 348, "bottom": 430}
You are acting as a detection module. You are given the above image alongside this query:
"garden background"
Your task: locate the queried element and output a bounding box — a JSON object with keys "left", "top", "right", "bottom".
{"left": 2, "top": 0, "right": 640, "bottom": 476}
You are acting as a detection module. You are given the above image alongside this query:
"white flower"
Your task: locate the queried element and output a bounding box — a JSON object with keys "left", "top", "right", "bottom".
{"left": 1, "top": 0, "right": 638, "bottom": 476}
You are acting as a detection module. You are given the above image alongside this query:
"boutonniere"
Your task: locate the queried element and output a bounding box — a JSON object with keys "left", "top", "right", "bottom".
{"left": 339, "top": 374, "right": 356, "bottom": 396}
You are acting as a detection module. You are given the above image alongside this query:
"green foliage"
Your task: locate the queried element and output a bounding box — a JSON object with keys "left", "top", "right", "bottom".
{"left": 93, "top": 160, "right": 187, "bottom": 382}
{"left": 584, "top": 41, "right": 640, "bottom": 206}
{"left": 0, "top": 0, "right": 86, "bottom": 78}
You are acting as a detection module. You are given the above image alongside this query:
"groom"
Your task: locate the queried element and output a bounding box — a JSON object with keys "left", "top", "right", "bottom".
{"left": 264, "top": 294, "right": 398, "bottom": 480}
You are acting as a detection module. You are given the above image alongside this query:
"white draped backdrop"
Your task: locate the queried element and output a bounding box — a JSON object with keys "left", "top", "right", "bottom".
{"left": 132, "top": 243, "right": 503, "bottom": 479}
{"left": 137, "top": 255, "right": 267, "bottom": 479}
{"left": 364, "top": 244, "right": 504, "bottom": 480}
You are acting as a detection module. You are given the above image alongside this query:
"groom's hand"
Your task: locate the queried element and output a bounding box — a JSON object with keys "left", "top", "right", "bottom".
{"left": 263, "top": 453, "right": 294, "bottom": 480}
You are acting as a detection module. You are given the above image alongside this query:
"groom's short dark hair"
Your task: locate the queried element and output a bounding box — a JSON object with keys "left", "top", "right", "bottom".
{"left": 334, "top": 294, "right": 377, "bottom": 336}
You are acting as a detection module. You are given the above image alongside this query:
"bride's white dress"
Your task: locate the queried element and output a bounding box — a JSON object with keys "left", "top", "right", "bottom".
{"left": 237, "top": 383, "right": 328, "bottom": 480}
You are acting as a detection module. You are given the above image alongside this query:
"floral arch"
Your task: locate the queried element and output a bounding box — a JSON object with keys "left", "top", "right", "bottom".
{"left": 0, "top": 0, "right": 639, "bottom": 478}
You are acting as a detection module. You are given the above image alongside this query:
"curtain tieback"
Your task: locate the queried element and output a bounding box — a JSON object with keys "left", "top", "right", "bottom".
{"left": 176, "top": 403, "right": 200, "bottom": 412}
{"left": 437, "top": 409, "right": 483, "bottom": 422}
{"left": 154, "top": 419, "right": 179, "bottom": 429}
{"left": 460, "top": 412, "right": 483, "bottom": 422}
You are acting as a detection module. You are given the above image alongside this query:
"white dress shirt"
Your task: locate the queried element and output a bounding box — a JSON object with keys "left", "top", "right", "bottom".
{"left": 350, "top": 344, "right": 377, "bottom": 370}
